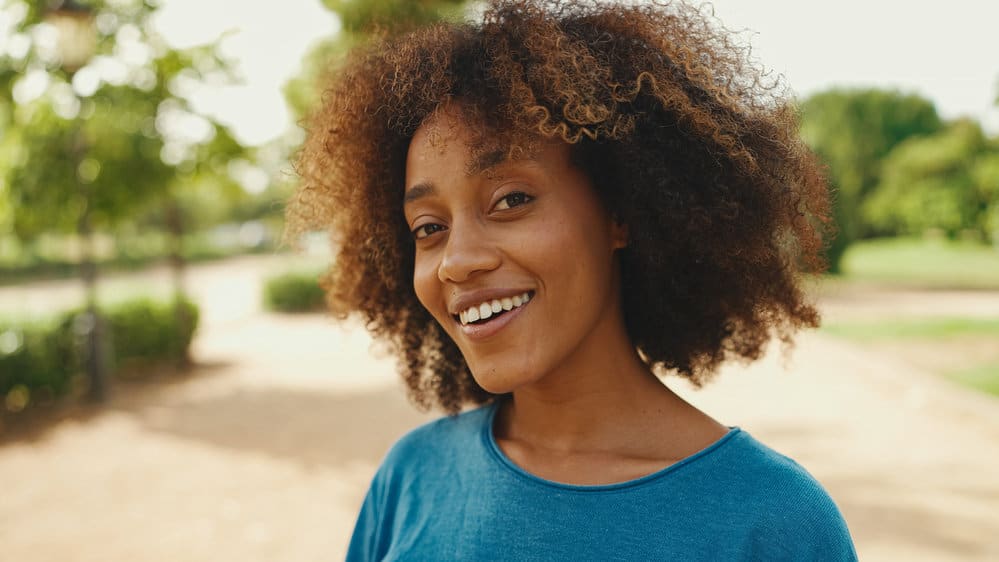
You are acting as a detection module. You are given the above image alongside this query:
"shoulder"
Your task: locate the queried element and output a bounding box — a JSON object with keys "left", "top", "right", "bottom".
{"left": 347, "top": 405, "right": 495, "bottom": 561}
{"left": 707, "top": 429, "right": 856, "bottom": 559}
{"left": 681, "top": 428, "right": 844, "bottom": 518}
{"left": 373, "top": 402, "right": 494, "bottom": 482}
{"left": 718, "top": 430, "right": 833, "bottom": 495}
{"left": 358, "top": 402, "right": 495, "bottom": 533}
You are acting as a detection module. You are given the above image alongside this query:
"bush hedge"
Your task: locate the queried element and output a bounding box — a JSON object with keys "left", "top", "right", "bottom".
{"left": 0, "top": 297, "right": 199, "bottom": 413}
{"left": 0, "top": 319, "right": 75, "bottom": 411}
{"left": 106, "top": 298, "right": 199, "bottom": 370}
{"left": 263, "top": 271, "right": 326, "bottom": 313}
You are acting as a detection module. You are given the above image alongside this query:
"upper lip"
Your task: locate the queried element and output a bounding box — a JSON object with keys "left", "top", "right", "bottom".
{"left": 447, "top": 288, "right": 534, "bottom": 316}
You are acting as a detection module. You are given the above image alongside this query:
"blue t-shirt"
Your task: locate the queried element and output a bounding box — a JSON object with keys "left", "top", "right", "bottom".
{"left": 347, "top": 401, "right": 857, "bottom": 561}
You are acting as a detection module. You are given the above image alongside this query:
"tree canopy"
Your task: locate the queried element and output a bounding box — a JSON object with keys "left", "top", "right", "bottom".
{"left": 0, "top": 0, "right": 250, "bottom": 242}
{"left": 799, "top": 88, "right": 943, "bottom": 269}
{"left": 284, "top": 0, "right": 467, "bottom": 120}
{"left": 864, "top": 119, "right": 999, "bottom": 240}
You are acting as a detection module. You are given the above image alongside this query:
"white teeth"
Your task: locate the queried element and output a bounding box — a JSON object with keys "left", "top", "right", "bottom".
{"left": 478, "top": 303, "right": 492, "bottom": 320}
{"left": 458, "top": 292, "right": 533, "bottom": 326}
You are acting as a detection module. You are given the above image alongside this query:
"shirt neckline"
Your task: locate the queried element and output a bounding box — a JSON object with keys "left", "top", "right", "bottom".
{"left": 482, "top": 400, "right": 742, "bottom": 493}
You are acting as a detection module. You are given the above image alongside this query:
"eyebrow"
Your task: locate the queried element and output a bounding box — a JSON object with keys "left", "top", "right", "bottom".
{"left": 470, "top": 148, "right": 509, "bottom": 175}
{"left": 402, "top": 148, "right": 520, "bottom": 205}
{"left": 403, "top": 182, "right": 435, "bottom": 205}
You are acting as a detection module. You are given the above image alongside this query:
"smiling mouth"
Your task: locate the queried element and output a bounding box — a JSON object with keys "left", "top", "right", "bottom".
{"left": 453, "top": 291, "right": 534, "bottom": 326}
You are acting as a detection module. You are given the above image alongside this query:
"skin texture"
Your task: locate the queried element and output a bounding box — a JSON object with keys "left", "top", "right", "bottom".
{"left": 289, "top": 0, "right": 831, "bottom": 414}
{"left": 406, "top": 105, "right": 728, "bottom": 485}
{"left": 405, "top": 108, "right": 627, "bottom": 395}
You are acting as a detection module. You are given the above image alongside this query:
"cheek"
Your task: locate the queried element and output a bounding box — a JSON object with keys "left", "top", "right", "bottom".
{"left": 547, "top": 217, "right": 619, "bottom": 300}
{"left": 412, "top": 256, "right": 440, "bottom": 315}
{"left": 534, "top": 213, "right": 612, "bottom": 273}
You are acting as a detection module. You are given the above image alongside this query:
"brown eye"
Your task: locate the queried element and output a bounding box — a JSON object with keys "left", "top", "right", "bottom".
{"left": 494, "top": 191, "right": 533, "bottom": 211}
{"left": 413, "top": 223, "right": 446, "bottom": 240}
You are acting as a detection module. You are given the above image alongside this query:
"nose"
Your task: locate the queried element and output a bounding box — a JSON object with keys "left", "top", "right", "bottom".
{"left": 437, "top": 220, "right": 501, "bottom": 283}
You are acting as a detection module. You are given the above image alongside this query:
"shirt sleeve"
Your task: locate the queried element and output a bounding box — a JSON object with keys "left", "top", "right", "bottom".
{"left": 752, "top": 481, "right": 859, "bottom": 561}
{"left": 344, "top": 474, "right": 387, "bottom": 562}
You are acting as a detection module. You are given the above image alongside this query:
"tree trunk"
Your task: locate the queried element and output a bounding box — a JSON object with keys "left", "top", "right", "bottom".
{"left": 165, "top": 196, "right": 192, "bottom": 367}
{"left": 78, "top": 189, "right": 110, "bottom": 402}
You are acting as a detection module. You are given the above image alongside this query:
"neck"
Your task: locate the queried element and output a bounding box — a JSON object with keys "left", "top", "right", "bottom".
{"left": 495, "top": 307, "right": 684, "bottom": 454}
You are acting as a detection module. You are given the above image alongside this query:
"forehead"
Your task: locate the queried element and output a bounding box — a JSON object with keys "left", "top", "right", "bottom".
{"left": 406, "top": 104, "right": 544, "bottom": 178}
{"left": 408, "top": 111, "right": 496, "bottom": 175}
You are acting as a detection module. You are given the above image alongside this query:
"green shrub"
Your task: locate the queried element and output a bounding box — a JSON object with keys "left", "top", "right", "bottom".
{"left": 0, "top": 319, "right": 76, "bottom": 407}
{"left": 0, "top": 296, "right": 199, "bottom": 412}
{"left": 263, "top": 271, "right": 326, "bottom": 312}
{"left": 104, "top": 297, "right": 199, "bottom": 369}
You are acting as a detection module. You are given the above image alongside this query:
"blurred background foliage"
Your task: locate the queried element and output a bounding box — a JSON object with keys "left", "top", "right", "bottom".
{"left": 0, "top": 0, "right": 270, "bottom": 406}
{"left": 0, "top": 0, "right": 282, "bottom": 281}
{"left": 284, "top": 0, "right": 465, "bottom": 120}
{"left": 1, "top": 295, "right": 198, "bottom": 410}
{"left": 799, "top": 88, "right": 999, "bottom": 272}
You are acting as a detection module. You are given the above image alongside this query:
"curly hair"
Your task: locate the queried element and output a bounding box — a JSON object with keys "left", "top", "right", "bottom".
{"left": 288, "top": 0, "right": 831, "bottom": 414}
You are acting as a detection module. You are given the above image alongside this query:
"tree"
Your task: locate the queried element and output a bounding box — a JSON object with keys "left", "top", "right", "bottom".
{"left": 863, "top": 119, "right": 998, "bottom": 241}
{"left": 0, "top": 0, "right": 249, "bottom": 391}
{"left": 799, "top": 88, "right": 943, "bottom": 271}
{"left": 284, "top": 0, "right": 468, "bottom": 120}
{"left": 2, "top": 84, "right": 172, "bottom": 238}
{"left": 1, "top": 1, "right": 249, "bottom": 237}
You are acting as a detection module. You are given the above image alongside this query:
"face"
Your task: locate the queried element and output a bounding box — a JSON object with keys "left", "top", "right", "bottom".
{"left": 403, "top": 107, "right": 627, "bottom": 394}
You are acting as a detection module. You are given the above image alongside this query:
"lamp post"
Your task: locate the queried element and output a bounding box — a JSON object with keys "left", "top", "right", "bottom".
{"left": 45, "top": 0, "right": 109, "bottom": 402}
{"left": 46, "top": 0, "right": 97, "bottom": 74}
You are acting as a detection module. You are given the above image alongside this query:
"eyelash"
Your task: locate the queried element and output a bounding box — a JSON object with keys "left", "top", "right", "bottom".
{"left": 493, "top": 191, "right": 533, "bottom": 210}
{"left": 412, "top": 223, "right": 445, "bottom": 240}
{"left": 411, "top": 191, "right": 534, "bottom": 240}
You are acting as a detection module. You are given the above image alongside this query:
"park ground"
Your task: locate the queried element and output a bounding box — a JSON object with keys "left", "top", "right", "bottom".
{"left": 1, "top": 254, "right": 998, "bottom": 561}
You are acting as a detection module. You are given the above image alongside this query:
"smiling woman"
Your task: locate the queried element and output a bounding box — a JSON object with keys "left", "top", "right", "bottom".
{"left": 288, "top": 0, "right": 856, "bottom": 559}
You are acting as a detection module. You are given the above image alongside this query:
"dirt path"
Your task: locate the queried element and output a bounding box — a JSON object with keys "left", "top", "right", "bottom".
{"left": 817, "top": 281, "right": 999, "bottom": 322}
{"left": 1, "top": 256, "right": 998, "bottom": 561}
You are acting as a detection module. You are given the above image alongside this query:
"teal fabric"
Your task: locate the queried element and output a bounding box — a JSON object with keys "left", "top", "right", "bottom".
{"left": 347, "top": 402, "right": 857, "bottom": 561}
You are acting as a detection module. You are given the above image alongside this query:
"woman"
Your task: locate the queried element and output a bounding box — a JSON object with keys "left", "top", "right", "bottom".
{"left": 290, "top": 0, "right": 857, "bottom": 559}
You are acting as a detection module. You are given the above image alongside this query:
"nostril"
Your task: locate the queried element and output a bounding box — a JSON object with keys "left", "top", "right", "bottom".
{"left": 436, "top": 231, "right": 503, "bottom": 283}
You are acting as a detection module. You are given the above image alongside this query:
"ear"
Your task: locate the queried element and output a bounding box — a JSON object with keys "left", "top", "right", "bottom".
{"left": 610, "top": 218, "right": 629, "bottom": 250}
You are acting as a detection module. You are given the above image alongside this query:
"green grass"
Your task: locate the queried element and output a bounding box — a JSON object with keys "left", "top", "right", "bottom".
{"left": 838, "top": 237, "right": 999, "bottom": 289}
{"left": 822, "top": 317, "right": 999, "bottom": 341}
{"left": 947, "top": 363, "right": 999, "bottom": 397}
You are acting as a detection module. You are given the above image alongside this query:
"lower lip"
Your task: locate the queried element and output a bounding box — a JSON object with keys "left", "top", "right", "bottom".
{"left": 457, "top": 299, "right": 530, "bottom": 340}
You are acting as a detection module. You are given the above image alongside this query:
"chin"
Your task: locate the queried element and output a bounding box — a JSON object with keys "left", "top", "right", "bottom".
{"left": 469, "top": 371, "right": 520, "bottom": 395}
{"left": 467, "top": 359, "right": 544, "bottom": 395}
{"left": 471, "top": 368, "right": 528, "bottom": 394}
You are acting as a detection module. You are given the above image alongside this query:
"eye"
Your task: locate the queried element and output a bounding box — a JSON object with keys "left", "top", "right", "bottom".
{"left": 413, "top": 223, "right": 446, "bottom": 240}
{"left": 493, "top": 191, "right": 533, "bottom": 211}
